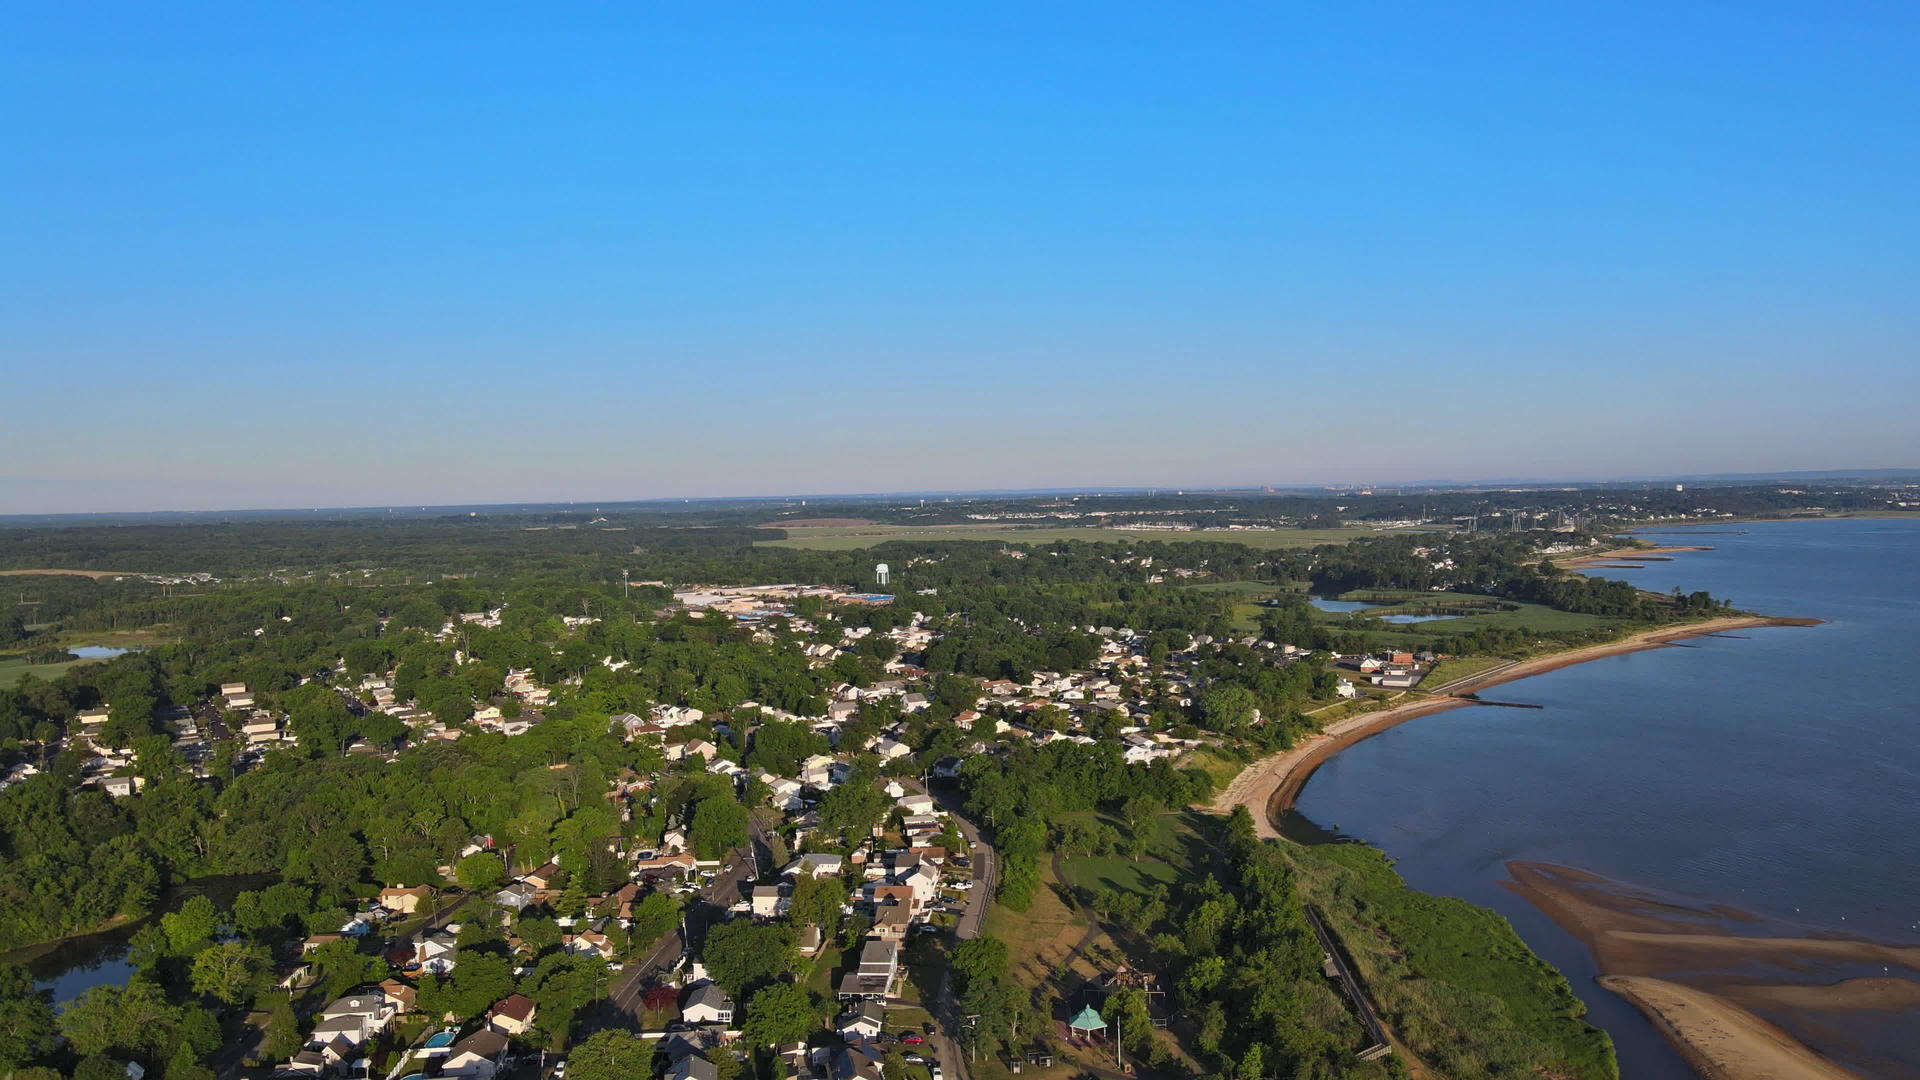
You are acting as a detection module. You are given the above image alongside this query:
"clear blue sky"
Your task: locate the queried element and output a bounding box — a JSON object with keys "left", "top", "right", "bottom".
{"left": 4, "top": 3, "right": 1916, "bottom": 512}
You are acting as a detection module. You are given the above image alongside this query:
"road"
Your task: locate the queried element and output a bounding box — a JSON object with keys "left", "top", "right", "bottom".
{"left": 582, "top": 814, "right": 774, "bottom": 1032}
{"left": 901, "top": 777, "right": 997, "bottom": 1080}
{"left": 908, "top": 778, "right": 995, "bottom": 941}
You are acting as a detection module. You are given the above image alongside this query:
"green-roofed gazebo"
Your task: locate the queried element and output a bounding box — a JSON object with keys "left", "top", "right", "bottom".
{"left": 1067, "top": 1005, "right": 1107, "bottom": 1034}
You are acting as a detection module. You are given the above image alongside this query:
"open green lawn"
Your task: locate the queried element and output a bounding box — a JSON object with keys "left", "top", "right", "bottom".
{"left": 756, "top": 524, "right": 1397, "bottom": 551}
{"left": 1421, "top": 656, "right": 1510, "bottom": 687}
{"left": 0, "top": 655, "right": 97, "bottom": 686}
{"left": 1174, "top": 746, "right": 1250, "bottom": 791}
{"left": 1052, "top": 810, "right": 1219, "bottom": 897}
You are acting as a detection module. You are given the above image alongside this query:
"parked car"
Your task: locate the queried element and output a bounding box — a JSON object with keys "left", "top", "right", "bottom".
{"left": 900, "top": 1034, "right": 925, "bottom": 1045}
{"left": 903, "top": 1054, "right": 926, "bottom": 1064}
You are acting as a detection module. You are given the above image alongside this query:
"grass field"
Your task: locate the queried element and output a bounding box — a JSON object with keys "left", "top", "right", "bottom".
{"left": 1311, "top": 590, "right": 1629, "bottom": 647}
{"left": 0, "top": 655, "right": 97, "bottom": 686}
{"left": 1052, "top": 811, "right": 1220, "bottom": 898}
{"left": 1173, "top": 746, "right": 1252, "bottom": 791}
{"left": 756, "top": 524, "right": 1395, "bottom": 551}
{"left": 1421, "top": 655, "right": 1509, "bottom": 687}
{"left": 0, "top": 627, "right": 175, "bottom": 686}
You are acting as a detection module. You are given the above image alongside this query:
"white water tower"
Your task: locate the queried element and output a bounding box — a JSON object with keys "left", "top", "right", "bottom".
{"left": 874, "top": 563, "right": 890, "bottom": 587}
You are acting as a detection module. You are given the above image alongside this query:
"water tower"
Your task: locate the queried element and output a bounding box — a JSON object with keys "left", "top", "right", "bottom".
{"left": 874, "top": 562, "right": 890, "bottom": 587}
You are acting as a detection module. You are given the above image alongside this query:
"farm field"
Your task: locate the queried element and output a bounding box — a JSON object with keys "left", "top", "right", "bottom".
{"left": 755, "top": 524, "right": 1403, "bottom": 551}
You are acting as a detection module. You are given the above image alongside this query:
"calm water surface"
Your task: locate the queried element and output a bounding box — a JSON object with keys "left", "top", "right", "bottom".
{"left": 1291, "top": 518, "right": 1920, "bottom": 1078}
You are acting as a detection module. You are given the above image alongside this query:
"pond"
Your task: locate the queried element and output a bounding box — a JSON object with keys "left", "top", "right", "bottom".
{"left": 69, "top": 645, "right": 133, "bottom": 659}
{"left": 0, "top": 874, "right": 272, "bottom": 1007}
{"left": 9, "top": 924, "right": 139, "bottom": 1006}
{"left": 1309, "top": 597, "right": 1457, "bottom": 624}
{"left": 1306, "top": 596, "right": 1377, "bottom": 613}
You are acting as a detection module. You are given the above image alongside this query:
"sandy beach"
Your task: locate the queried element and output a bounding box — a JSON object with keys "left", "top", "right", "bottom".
{"left": 1555, "top": 543, "right": 1716, "bottom": 568}
{"left": 1209, "top": 614, "right": 1818, "bottom": 839}
{"left": 1500, "top": 862, "right": 1920, "bottom": 1078}
{"left": 1600, "top": 976, "right": 1863, "bottom": 1080}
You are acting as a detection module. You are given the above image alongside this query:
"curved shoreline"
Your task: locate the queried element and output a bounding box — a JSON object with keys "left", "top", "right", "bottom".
{"left": 1209, "top": 615, "right": 1821, "bottom": 840}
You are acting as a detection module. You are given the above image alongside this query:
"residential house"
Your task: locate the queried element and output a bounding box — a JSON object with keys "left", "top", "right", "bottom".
{"left": 870, "top": 904, "right": 912, "bottom": 940}
{"left": 751, "top": 885, "right": 790, "bottom": 919}
{"left": 682, "top": 982, "right": 736, "bottom": 1025}
{"left": 838, "top": 1000, "right": 886, "bottom": 1040}
{"left": 837, "top": 938, "right": 898, "bottom": 1000}
{"left": 782, "top": 853, "right": 844, "bottom": 879}
{"left": 487, "top": 993, "right": 538, "bottom": 1036}
{"left": 442, "top": 1029, "right": 509, "bottom": 1079}
{"left": 101, "top": 775, "right": 146, "bottom": 798}
{"left": 494, "top": 882, "right": 537, "bottom": 911}
{"left": 523, "top": 862, "right": 561, "bottom": 890}
{"left": 378, "top": 886, "right": 432, "bottom": 915}
{"left": 565, "top": 930, "right": 614, "bottom": 960}
{"left": 669, "top": 1056, "right": 720, "bottom": 1080}
{"left": 377, "top": 978, "right": 416, "bottom": 1014}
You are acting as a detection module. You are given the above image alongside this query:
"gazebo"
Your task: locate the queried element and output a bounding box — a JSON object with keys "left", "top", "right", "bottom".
{"left": 1067, "top": 1005, "right": 1108, "bottom": 1039}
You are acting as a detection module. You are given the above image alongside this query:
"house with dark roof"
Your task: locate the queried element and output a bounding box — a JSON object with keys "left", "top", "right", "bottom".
{"left": 487, "top": 992, "right": 538, "bottom": 1036}
{"left": 682, "top": 981, "right": 735, "bottom": 1025}
{"left": 443, "top": 1029, "right": 509, "bottom": 1078}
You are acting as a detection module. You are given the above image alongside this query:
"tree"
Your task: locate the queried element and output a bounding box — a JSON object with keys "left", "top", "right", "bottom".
{"left": 309, "top": 939, "right": 383, "bottom": 999}
{"left": 0, "top": 963, "right": 56, "bottom": 1068}
{"left": 261, "top": 1001, "right": 302, "bottom": 1060}
{"left": 630, "top": 892, "right": 680, "bottom": 949}
{"left": 950, "top": 937, "right": 1008, "bottom": 993}
{"left": 58, "top": 979, "right": 178, "bottom": 1060}
{"left": 700, "top": 920, "right": 796, "bottom": 999}
{"left": 568, "top": 1030, "right": 653, "bottom": 1080}
{"left": 515, "top": 915, "right": 564, "bottom": 955}
{"left": 160, "top": 895, "right": 218, "bottom": 955}
{"left": 740, "top": 983, "right": 823, "bottom": 1046}
{"left": 166, "top": 1039, "right": 216, "bottom": 1080}
{"left": 1202, "top": 686, "right": 1256, "bottom": 734}
{"left": 189, "top": 942, "right": 267, "bottom": 1006}
{"left": 454, "top": 851, "right": 506, "bottom": 894}
{"left": 528, "top": 953, "right": 610, "bottom": 1034}
{"left": 689, "top": 796, "right": 749, "bottom": 861}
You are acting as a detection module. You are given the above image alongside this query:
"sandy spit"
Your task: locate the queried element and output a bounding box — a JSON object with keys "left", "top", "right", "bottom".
{"left": 1600, "top": 976, "right": 1863, "bottom": 1080}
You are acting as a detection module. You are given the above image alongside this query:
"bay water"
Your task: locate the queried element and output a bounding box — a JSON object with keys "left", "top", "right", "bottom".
{"left": 1289, "top": 518, "right": 1920, "bottom": 1077}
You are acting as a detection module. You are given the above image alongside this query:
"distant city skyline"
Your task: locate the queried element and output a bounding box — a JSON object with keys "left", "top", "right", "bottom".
{"left": 4, "top": 4, "right": 1917, "bottom": 514}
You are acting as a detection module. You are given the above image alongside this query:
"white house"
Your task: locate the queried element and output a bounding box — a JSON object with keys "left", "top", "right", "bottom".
{"left": 682, "top": 982, "right": 736, "bottom": 1025}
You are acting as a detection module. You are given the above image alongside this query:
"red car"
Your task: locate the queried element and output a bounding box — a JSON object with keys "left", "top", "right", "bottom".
{"left": 900, "top": 1034, "right": 925, "bottom": 1045}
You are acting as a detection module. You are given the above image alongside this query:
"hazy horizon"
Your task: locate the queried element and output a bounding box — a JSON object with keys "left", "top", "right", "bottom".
{"left": 5, "top": 4, "right": 1917, "bottom": 514}
{"left": 6, "top": 465, "right": 1918, "bottom": 520}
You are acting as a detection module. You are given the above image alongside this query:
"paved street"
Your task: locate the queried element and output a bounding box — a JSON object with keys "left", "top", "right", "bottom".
{"left": 581, "top": 815, "right": 773, "bottom": 1033}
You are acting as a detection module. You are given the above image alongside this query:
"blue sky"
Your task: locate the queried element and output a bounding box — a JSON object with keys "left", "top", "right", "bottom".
{"left": 3, "top": 3, "right": 1917, "bottom": 512}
